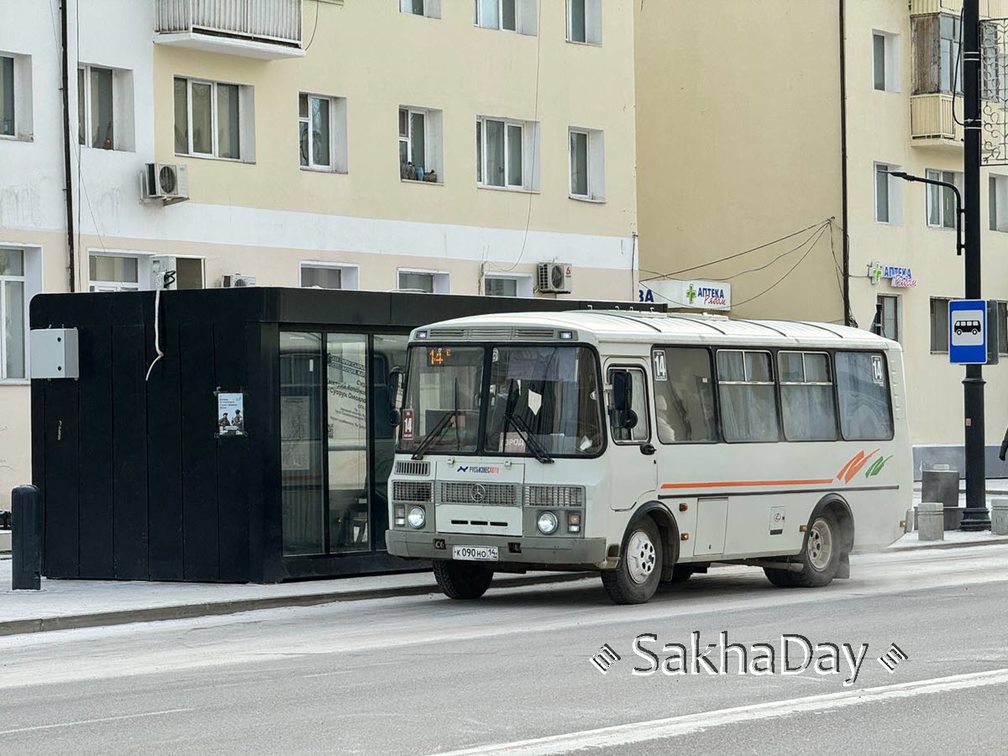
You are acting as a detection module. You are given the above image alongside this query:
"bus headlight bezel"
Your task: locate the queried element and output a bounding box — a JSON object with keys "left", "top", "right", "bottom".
{"left": 407, "top": 506, "right": 426, "bottom": 529}
{"left": 537, "top": 511, "right": 559, "bottom": 535}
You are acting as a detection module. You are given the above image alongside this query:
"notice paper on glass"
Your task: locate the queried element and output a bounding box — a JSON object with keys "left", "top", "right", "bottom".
{"left": 217, "top": 392, "right": 246, "bottom": 437}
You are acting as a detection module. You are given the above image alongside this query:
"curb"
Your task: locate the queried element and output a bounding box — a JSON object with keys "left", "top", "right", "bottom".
{"left": 0, "top": 572, "right": 594, "bottom": 638}
{"left": 880, "top": 535, "right": 1008, "bottom": 554}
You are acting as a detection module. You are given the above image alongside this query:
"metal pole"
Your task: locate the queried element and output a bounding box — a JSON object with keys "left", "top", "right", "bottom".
{"left": 961, "top": 0, "right": 990, "bottom": 530}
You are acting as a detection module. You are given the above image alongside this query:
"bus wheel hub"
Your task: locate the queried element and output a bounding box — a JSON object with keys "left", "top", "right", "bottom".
{"left": 627, "top": 531, "right": 657, "bottom": 584}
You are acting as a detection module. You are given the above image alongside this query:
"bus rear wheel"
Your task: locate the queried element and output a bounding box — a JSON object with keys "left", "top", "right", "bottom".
{"left": 433, "top": 560, "right": 494, "bottom": 600}
{"left": 764, "top": 511, "right": 841, "bottom": 589}
{"left": 602, "top": 517, "right": 663, "bottom": 605}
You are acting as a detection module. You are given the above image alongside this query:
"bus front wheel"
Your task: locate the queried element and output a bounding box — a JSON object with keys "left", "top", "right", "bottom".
{"left": 433, "top": 560, "right": 493, "bottom": 600}
{"left": 764, "top": 510, "right": 842, "bottom": 588}
{"left": 602, "top": 517, "right": 663, "bottom": 604}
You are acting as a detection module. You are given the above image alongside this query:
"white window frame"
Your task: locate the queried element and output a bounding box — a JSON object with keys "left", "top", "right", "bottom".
{"left": 874, "top": 162, "right": 903, "bottom": 225}
{"left": 87, "top": 250, "right": 152, "bottom": 293}
{"left": 477, "top": 116, "right": 539, "bottom": 191}
{"left": 397, "top": 268, "right": 450, "bottom": 294}
{"left": 175, "top": 77, "right": 253, "bottom": 162}
{"left": 872, "top": 30, "right": 900, "bottom": 92}
{"left": 300, "top": 261, "right": 359, "bottom": 290}
{"left": 990, "top": 174, "right": 1008, "bottom": 231}
{"left": 77, "top": 64, "right": 135, "bottom": 152}
{"left": 483, "top": 273, "right": 534, "bottom": 297}
{"left": 399, "top": 106, "right": 443, "bottom": 183}
{"left": 925, "top": 168, "right": 962, "bottom": 229}
{"left": 0, "top": 51, "right": 32, "bottom": 141}
{"left": 474, "top": 0, "right": 537, "bottom": 35}
{"left": 401, "top": 0, "right": 441, "bottom": 18}
{"left": 0, "top": 245, "right": 39, "bottom": 383}
{"left": 299, "top": 93, "right": 347, "bottom": 173}
{"left": 568, "top": 126, "right": 605, "bottom": 201}
{"left": 566, "top": 0, "right": 602, "bottom": 45}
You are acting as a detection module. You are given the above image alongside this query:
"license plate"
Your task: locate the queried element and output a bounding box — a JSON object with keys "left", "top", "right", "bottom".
{"left": 452, "top": 545, "right": 499, "bottom": 562}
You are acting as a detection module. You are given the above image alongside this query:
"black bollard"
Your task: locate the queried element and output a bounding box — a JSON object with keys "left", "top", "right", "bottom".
{"left": 12, "top": 485, "right": 41, "bottom": 590}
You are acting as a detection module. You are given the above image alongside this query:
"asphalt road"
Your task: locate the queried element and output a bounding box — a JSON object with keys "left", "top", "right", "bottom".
{"left": 1, "top": 544, "right": 1007, "bottom": 755}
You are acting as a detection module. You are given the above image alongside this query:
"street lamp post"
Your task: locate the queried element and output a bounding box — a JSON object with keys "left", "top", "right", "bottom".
{"left": 889, "top": 0, "right": 990, "bottom": 532}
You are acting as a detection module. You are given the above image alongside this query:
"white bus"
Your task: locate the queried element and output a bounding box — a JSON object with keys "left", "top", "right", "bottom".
{"left": 385, "top": 310, "right": 911, "bottom": 604}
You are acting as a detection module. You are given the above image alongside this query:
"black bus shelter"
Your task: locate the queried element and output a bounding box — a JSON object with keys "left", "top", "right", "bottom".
{"left": 30, "top": 288, "right": 662, "bottom": 583}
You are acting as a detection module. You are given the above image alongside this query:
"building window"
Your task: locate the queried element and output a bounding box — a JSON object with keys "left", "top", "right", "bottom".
{"left": 300, "top": 263, "right": 359, "bottom": 290}
{"left": 0, "top": 248, "right": 26, "bottom": 380}
{"left": 567, "top": 0, "right": 601, "bottom": 44}
{"left": 873, "top": 294, "right": 900, "bottom": 342}
{"left": 990, "top": 175, "right": 1008, "bottom": 231}
{"left": 399, "top": 106, "right": 443, "bottom": 182}
{"left": 875, "top": 163, "right": 902, "bottom": 224}
{"left": 475, "top": 0, "right": 537, "bottom": 35}
{"left": 873, "top": 31, "right": 899, "bottom": 92}
{"left": 926, "top": 169, "right": 961, "bottom": 228}
{"left": 930, "top": 297, "right": 951, "bottom": 352}
{"left": 398, "top": 269, "right": 449, "bottom": 294}
{"left": 89, "top": 252, "right": 144, "bottom": 292}
{"left": 569, "top": 127, "right": 605, "bottom": 200}
{"left": 174, "top": 77, "right": 252, "bottom": 161}
{"left": 77, "top": 65, "right": 134, "bottom": 151}
{"left": 0, "top": 52, "right": 31, "bottom": 140}
{"left": 299, "top": 93, "right": 347, "bottom": 173}
{"left": 477, "top": 116, "right": 539, "bottom": 190}
{"left": 912, "top": 14, "right": 962, "bottom": 95}
{"left": 401, "top": 0, "right": 441, "bottom": 17}
{"left": 484, "top": 274, "right": 533, "bottom": 297}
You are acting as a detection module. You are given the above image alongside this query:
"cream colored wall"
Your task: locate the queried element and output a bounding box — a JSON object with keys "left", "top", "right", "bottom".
{"left": 152, "top": 0, "right": 637, "bottom": 239}
{"left": 634, "top": 0, "right": 844, "bottom": 322}
{"left": 845, "top": 0, "right": 1008, "bottom": 445}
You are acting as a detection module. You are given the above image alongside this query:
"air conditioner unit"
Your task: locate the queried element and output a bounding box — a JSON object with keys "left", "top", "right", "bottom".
{"left": 151, "top": 256, "right": 178, "bottom": 290}
{"left": 536, "top": 262, "right": 573, "bottom": 294}
{"left": 142, "top": 163, "right": 189, "bottom": 204}
{"left": 222, "top": 274, "right": 257, "bottom": 288}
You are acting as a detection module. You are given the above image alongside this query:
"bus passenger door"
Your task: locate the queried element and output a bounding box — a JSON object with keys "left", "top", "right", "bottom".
{"left": 605, "top": 363, "right": 658, "bottom": 511}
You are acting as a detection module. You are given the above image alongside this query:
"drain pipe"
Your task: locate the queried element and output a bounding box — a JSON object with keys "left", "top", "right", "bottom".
{"left": 59, "top": 0, "right": 76, "bottom": 292}
{"left": 839, "top": 0, "right": 851, "bottom": 326}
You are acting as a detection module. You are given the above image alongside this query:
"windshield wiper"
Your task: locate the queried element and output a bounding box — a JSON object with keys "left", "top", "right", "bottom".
{"left": 503, "top": 380, "right": 553, "bottom": 464}
{"left": 411, "top": 378, "right": 461, "bottom": 460}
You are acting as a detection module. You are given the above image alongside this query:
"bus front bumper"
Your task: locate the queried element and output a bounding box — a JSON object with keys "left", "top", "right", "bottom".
{"left": 386, "top": 530, "right": 609, "bottom": 570}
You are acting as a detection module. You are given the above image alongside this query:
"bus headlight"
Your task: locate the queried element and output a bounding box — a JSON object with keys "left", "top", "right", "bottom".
{"left": 537, "top": 511, "right": 559, "bottom": 535}
{"left": 407, "top": 506, "right": 426, "bottom": 529}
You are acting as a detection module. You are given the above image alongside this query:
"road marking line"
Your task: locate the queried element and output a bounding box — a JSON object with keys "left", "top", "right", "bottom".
{"left": 0, "top": 708, "right": 194, "bottom": 736}
{"left": 434, "top": 668, "right": 1008, "bottom": 756}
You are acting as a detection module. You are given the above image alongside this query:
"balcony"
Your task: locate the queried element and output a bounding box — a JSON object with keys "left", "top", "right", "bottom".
{"left": 910, "top": 0, "right": 1008, "bottom": 17}
{"left": 910, "top": 93, "right": 963, "bottom": 147}
{"left": 155, "top": 0, "right": 304, "bottom": 60}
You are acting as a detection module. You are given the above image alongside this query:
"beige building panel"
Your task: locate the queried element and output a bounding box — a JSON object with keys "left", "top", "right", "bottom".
{"left": 152, "top": 0, "right": 638, "bottom": 238}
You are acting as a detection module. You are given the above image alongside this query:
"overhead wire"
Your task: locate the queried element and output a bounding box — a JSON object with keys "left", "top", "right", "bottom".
{"left": 730, "top": 223, "right": 832, "bottom": 308}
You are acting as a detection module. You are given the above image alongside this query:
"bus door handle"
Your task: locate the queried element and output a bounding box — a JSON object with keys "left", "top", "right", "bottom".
{"left": 640, "top": 443, "right": 656, "bottom": 456}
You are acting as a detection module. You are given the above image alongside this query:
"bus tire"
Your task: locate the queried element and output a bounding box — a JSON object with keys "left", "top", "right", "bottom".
{"left": 763, "top": 567, "right": 797, "bottom": 587}
{"left": 790, "top": 510, "right": 842, "bottom": 588}
{"left": 432, "top": 560, "right": 493, "bottom": 600}
{"left": 601, "top": 516, "right": 663, "bottom": 604}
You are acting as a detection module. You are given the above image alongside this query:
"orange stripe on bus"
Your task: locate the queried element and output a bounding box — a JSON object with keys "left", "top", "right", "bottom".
{"left": 660, "top": 479, "right": 834, "bottom": 490}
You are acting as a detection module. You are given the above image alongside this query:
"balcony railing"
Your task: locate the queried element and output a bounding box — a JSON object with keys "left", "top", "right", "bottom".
{"left": 155, "top": 0, "right": 303, "bottom": 59}
{"left": 910, "top": 93, "right": 962, "bottom": 145}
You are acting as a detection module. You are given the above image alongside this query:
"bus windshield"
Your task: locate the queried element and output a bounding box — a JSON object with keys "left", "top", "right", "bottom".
{"left": 398, "top": 345, "right": 604, "bottom": 458}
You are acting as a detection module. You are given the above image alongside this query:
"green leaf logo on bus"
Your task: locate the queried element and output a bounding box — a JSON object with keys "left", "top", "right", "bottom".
{"left": 836, "top": 449, "right": 892, "bottom": 484}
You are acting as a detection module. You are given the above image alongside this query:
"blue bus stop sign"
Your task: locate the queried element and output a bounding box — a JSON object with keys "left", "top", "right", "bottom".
{"left": 948, "top": 299, "right": 988, "bottom": 365}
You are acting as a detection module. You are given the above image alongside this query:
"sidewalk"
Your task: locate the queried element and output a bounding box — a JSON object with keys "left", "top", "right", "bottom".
{"left": 1, "top": 528, "right": 1006, "bottom": 638}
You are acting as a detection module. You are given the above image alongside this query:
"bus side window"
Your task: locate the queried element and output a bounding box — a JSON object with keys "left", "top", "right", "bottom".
{"left": 609, "top": 367, "right": 650, "bottom": 444}
{"left": 652, "top": 347, "right": 718, "bottom": 443}
{"left": 778, "top": 351, "right": 838, "bottom": 441}
{"left": 835, "top": 351, "right": 894, "bottom": 440}
{"left": 716, "top": 350, "right": 780, "bottom": 442}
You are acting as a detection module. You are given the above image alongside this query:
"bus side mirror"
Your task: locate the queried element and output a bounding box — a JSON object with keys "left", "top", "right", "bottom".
{"left": 388, "top": 367, "right": 405, "bottom": 426}
{"left": 610, "top": 370, "right": 638, "bottom": 430}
